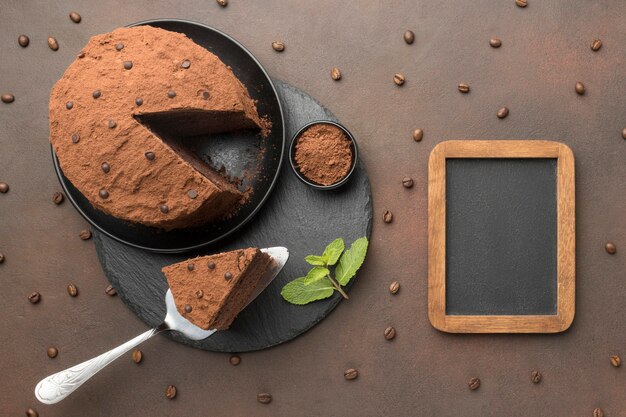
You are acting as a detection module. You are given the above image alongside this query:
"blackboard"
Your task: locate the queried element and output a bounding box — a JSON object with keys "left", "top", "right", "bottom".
{"left": 428, "top": 141, "right": 575, "bottom": 333}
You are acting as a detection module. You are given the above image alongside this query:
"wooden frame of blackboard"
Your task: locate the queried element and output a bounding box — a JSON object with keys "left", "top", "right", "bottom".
{"left": 428, "top": 140, "right": 575, "bottom": 333}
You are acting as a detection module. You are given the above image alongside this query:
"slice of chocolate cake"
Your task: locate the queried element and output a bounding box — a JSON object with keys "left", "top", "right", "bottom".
{"left": 162, "top": 248, "right": 274, "bottom": 330}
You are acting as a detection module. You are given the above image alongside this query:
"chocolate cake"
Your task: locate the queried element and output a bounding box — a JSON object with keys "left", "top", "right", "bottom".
{"left": 163, "top": 248, "right": 274, "bottom": 330}
{"left": 49, "top": 26, "right": 268, "bottom": 230}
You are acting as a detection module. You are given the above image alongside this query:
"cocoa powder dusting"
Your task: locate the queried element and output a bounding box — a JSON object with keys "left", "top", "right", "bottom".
{"left": 294, "top": 124, "right": 352, "bottom": 186}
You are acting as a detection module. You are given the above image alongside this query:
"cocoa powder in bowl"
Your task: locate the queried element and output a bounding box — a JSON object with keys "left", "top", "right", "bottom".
{"left": 293, "top": 123, "right": 354, "bottom": 186}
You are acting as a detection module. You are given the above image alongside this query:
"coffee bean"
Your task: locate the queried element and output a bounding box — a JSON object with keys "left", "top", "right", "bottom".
{"left": 26, "top": 408, "right": 38, "bottom": 417}
{"left": 271, "top": 41, "right": 285, "bottom": 52}
{"left": 330, "top": 67, "right": 341, "bottom": 81}
{"left": 216, "top": 0, "right": 228, "bottom": 6}
{"left": 71, "top": 133, "right": 80, "bottom": 143}
{"left": 165, "top": 385, "right": 177, "bottom": 399}
{"left": 108, "top": 120, "right": 116, "bottom": 129}
{"left": 52, "top": 191, "right": 64, "bottom": 205}
{"left": 610, "top": 355, "right": 621, "bottom": 367}
{"left": 593, "top": 408, "right": 604, "bottom": 417}
{"left": 135, "top": 97, "right": 143, "bottom": 106}
{"left": 79, "top": 229, "right": 92, "bottom": 240}
{"left": 224, "top": 272, "right": 232, "bottom": 281}
{"left": 66, "top": 101, "right": 73, "bottom": 110}
{"left": 187, "top": 263, "right": 195, "bottom": 271}
{"left": 591, "top": 39, "right": 602, "bottom": 51}
{"left": 384, "top": 326, "right": 396, "bottom": 340}
{"left": 47, "top": 346, "right": 58, "bottom": 358}
{"left": 490, "top": 38, "right": 502, "bottom": 48}
{"left": 575, "top": 81, "right": 585, "bottom": 95}
{"left": 344, "top": 368, "right": 358, "bottom": 380}
{"left": 101, "top": 162, "right": 110, "bottom": 173}
{"left": 0, "top": 182, "right": 9, "bottom": 193}
{"left": 67, "top": 284, "right": 78, "bottom": 297}
{"left": 167, "top": 90, "right": 176, "bottom": 98}
{"left": 195, "top": 290, "right": 204, "bottom": 299}
{"left": 105, "top": 284, "right": 117, "bottom": 296}
{"left": 531, "top": 370, "right": 542, "bottom": 383}
{"left": 99, "top": 189, "right": 109, "bottom": 199}
{"left": 132, "top": 349, "right": 143, "bottom": 364}
{"left": 393, "top": 73, "right": 405, "bottom": 86}
{"left": 28, "top": 292, "right": 41, "bottom": 304}
{"left": 402, "top": 177, "right": 414, "bottom": 188}
{"left": 181, "top": 60, "right": 191, "bottom": 69}
{"left": 92, "top": 90, "right": 101, "bottom": 99}
{"left": 257, "top": 393, "right": 272, "bottom": 404}
{"left": 515, "top": 0, "right": 527, "bottom": 7}
{"left": 160, "top": 204, "right": 169, "bottom": 214}
{"left": 389, "top": 281, "right": 400, "bottom": 294}
{"left": 412, "top": 128, "right": 423, "bottom": 142}
{"left": 18, "top": 35, "right": 30, "bottom": 47}
{"left": 622, "top": 128, "right": 626, "bottom": 139}
{"left": 48, "top": 37, "right": 59, "bottom": 51}
{"left": 229, "top": 354, "right": 241, "bottom": 366}
{"left": 468, "top": 377, "right": 480, "bottom": 390}
{"left": 187, "top": 189, "right": 198, "bottom": 199}
{"left": 115, "top": 43, "right": 124, "bottom": 51}
{"left": 145, "top": 151, "right": 155, "bottom": 161}
{"left": 403, "top": 30, "right": 415, "bottom": 44}
{"left": 383, "top": 210, "right": 393, "bottom": 223}
{"left": 69, "top": 11, "right": 81, "bottom": 23}
{"left": 123, "top": 61, "right": 133, "bottom": 70}
{"left": 497, "top": 107, "right": 509, "bottom": 119}
{"left": 605, "top": 242, "right": 616, "bottom": 254}
{"left": 0, "top": 253, "right": 4, "bottom": 263}
{"left": 208, "top": 262, "right": 216, "bottom": 270}
{"left": 1, "top": 93, "right": 15, "bottom": 103}
{"left": 458, "top": 83, "right": 470, "bottom": 93}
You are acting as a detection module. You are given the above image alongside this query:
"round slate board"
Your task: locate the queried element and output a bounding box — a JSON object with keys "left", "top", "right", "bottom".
{"left": 95, "top": 80, "right": 373, "bottom": 352}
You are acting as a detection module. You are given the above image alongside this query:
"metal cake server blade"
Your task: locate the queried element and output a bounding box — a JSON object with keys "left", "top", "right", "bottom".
{"left": 35, "top": 247, "right": 289, "bottom": 405}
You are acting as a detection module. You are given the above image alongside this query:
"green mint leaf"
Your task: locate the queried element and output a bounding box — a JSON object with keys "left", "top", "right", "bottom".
{"left": 280, "top": 276, "right": 335, "bottom": 305}
{"left": 322, "top": 238, "right": 345, "bottom": 266}
{"left": 335, "top": 237, "right": 369, "bottom": 286}
{"left": 303, "top": 267, "right": 330, "bottom": 285}
{"left": 305, "top": 255, "right": 327, "bottom": 266}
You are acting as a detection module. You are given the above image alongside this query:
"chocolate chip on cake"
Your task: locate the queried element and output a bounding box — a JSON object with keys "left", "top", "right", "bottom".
{"left": 108, "top": 119, "right": 116, "bottom": 129}
{"left": 182, "top": 60, "right": 191, "bottom": 69}
{"left": 115, "top": 43, "right": 124, "bottom": 51}
{"left": 71, "top": 133, "right": 80, "bottom": 143}
{"left": 99, "top": 189, "right": 109, "bottom": 199}
{"left": 224, "top": 272, "right": 232, "bottom": 280}
{"left": 123, "top": 61, "right": 133, "bottom": 70}
{"left": 135, "top": 97, "right": 143, "bottom": 106}
{"left": 101, "top": 162, "right": 110, "bottom": 173}
{"left": 201, "top": 91, "right": 210, "bottom": 100}
{"left": 195, "top": 290, "right": 204, "bottom": 299}
{"left": 187, "top": 263, "right": 195, "bottom": 271}
{"left": 77, "top": 51, "right": 85, "bottom": 58}
{"left": 66, "top": 101, "right": 73, "bottom": 110}
{"left": 159, "top": 204, "right": 169, "bottom": 214}
{"left": 184, "top": 304, "right": 193, "bottom": 313}
{"left": 145, "top": 151, "right": 155, "bottom": 161}
{"left": 187, "top": 189, "right": 198, "bottom": 199}
{"left": 208, "top": 262, "right": 216, "bottom": 270}
{"left": 92, "top": 90, "right": 101, "bottom": 99}
{"left": 167, "top": 90, "right": 176, "bottom": 98}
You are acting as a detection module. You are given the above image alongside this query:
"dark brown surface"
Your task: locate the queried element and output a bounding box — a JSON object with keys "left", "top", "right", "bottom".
{"left": 0, "top": 1, "right": 625, "bottom": 416}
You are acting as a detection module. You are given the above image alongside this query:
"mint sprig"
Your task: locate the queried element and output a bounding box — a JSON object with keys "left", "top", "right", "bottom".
{"left": 281, "top": 237, "right": 369, "bottom": 305}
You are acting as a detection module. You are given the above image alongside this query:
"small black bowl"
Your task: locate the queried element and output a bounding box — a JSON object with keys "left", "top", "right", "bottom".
{"left": 289, "top": 121, "right": 359, "bottom": 190}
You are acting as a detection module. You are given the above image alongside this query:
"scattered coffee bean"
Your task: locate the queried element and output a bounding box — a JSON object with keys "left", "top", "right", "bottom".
{"left": 101, "top": 162, "right": 110, "bottom": 173}
{"left": 208, "top": 262, "right": 216, "bottom": 270}
{"left": 412, "top": 128, "right": 423, "bottom": 142}
{"left": 184, "top": 304, "right": 192, "bottom": 313}
{"left": 105, "top": 284, "right": 117, "bottom": 296}
{"left": 195, "top": 290, "right": 204, "bottom": 299}
{"left": 69, "top": 11, "right": 81, "bottom": 23}
{"left": 384, "top": 326, "right": 396, "bottom": 340}
{"left": 123, "top": 61, "right": 133, "bottom": 70}
{"left": 344, "top": 368, "right": 358, "bottom": 380}
{"left": 402, "top": 177, "right": 414, "bottom": 188}
{"left": 403, "top": 30, "right": 415, "bottom": 44}
{"left": 229, "top": 354, "right": 241, "bottom": 366}
{"left": 92, "top": 90, "right": 101, "bottom": 99}
{"left": 610, "top": 355, "right": 621, "bottom": 367}
{"left": 67, "top": 284, "right": 78, "bottom": 297}
{"left": 79, "top": 229, "right": 92, "bottom": 240}
{"left": 458, "top": 83, "right": 470, "bottom": 93}
{"left": 187, "top": 189, "right": 198, "bottom": 199}
{"left": 165, "top": 385, "right": 177, "bottom": 399}
{"left": 181, "top": 60, "right": 191, "bottom": 69}
{"left": 145, "top": 151, "right": 155, "bottom": 161}
{"left": 18, "top": 34, "right": 30, "bottom": 47}
{"left": 0, "top": 253, "right": 4, "bottom": 263}
{"left": 531, "top": 370, "right": 542, "bottom": 383}
{"left": 389, "top": 281, "right": 400, "bottom": 294}
{"left": 132, "top": 349, "right": 143, "bottom": 364}
{"left": 497, "top": 107, "right": 509, "bottom": 119}
{"left": 0, "top": 182, "right": 9, "bottom": 193}
{"left": 52, "top": 191, "right": 64, "bottom": 205}
{"left": 591, "top": 39, "right": 602, "bottom": 52}
{"left": 187, "top": 263, "right": 195, "bottom": 271}
{"left": 575, "top": 81, "right": 585, "bottom": 95}
{"left": 605, "top": 242, "right": 616, "bottom": 254}
{"left": 216, "top": 0, "right": 228, "bottom": 6}
{"left": 393, "top": 73, "right": 405, "bottom": 86}
{"left": 108, "top": 119, "right": 116, "bottom": 129}
{"left": 159, "top": 204, "right": 169, "bottom": 214}
{"left": 47, "top": 346, "right": 58, "bottom": 358}
{"left": 622, "top": 128, "right": 626, "bottom": 139}
{"left": 224, "top": 272, "right": 232, "bottom": 280}
{"left": 115, "top": 43, "right": 124, "bottom": 51}
{"left": 490, "top": 38, "right": 502, "bottom": 48}
{"left": 271, "top": 41, "right": 285, "bottom": 52}
{"left": 71, "top": 133, "right": 80, "bottom": 143}
{"left": 1, "top": 93, "right": 15, "bottom": 103}
{"left": 47, "top": 37, "right": 59, "bottom": 51}
{"left": 330, "top": 67, "right": 342, "bottom": 81}
{"left": 28, "top": 292, "right": 41, "bottom": 304}
{"left": 515, "top": 0, "right": 527, "bottom": 7}
{"left": 99, "top": 189, "right": 109, "bottom": 199}
{"left": 66, "top": 101, "right": 73, "bottom": 110}
{"left": 26, "top": 408, "right": 38, "bottom": 417}
{"left": 135, "top": 97, "right": 143, "bottom": 106}
{"left": 383, "top": 210, "right": 393, "bottom": 223}
{"left": 593, "top": 408, "right": 604, "bottom": 417}
{"left": 257, "top": 393, "right": 272, "bottom": 404}
{"left": 468, "top": 377, "right": 480, "bottom": 390}
{"left": 167, "top": 90, "right": 176, "bottom": 98}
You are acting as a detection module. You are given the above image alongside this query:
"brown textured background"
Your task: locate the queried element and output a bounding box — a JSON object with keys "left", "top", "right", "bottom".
{"left": 1, "top": 0, "right": 625, "bottom": 416}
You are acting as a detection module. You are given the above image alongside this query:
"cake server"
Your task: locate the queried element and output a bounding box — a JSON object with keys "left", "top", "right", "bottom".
{"left": 34, "top": 246, "right": 289, "bottom": 405}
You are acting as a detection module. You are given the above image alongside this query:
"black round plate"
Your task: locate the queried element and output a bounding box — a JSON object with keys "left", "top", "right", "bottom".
{"left": 52, "top": 19, "right": 285, "bottom": 253}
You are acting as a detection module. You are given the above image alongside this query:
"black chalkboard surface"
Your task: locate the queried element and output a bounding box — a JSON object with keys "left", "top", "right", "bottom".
{"left": 428, "top": 141, "right": 575, "bottom": 333}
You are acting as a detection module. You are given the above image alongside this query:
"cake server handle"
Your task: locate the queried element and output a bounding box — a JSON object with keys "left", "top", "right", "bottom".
{"left": 35, "top": 323, "right": 168, "bottom": 404}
